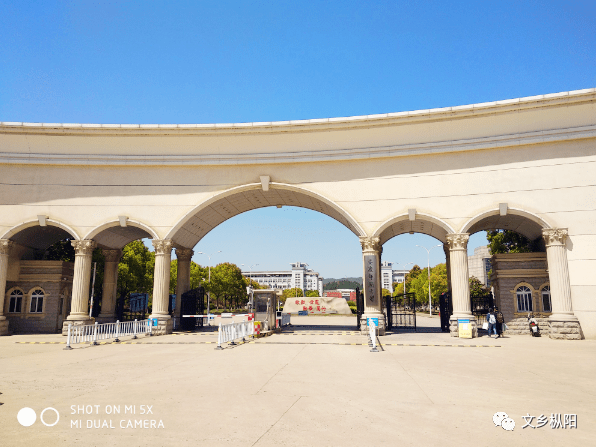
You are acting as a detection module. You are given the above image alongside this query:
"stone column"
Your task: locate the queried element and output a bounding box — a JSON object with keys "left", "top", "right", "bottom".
{"left": 0, "top": 240, "right": 14, "bottom": 336}
{"left": 63, "top": 240, "right": 97, "bottom": 334}
{"left": 446, "top": 233, "right": 476, "bottom": 337}
{"left": 174, "top": 247, "right": 193, "bottom": 327}
{"left": 96, "top": 249, "right": 122, "bottom": 323}
{"left": 150, "top": 239, "right": 173, "bottom": 335}
{"left": 542, "top": 228, "right": 582, "bottom": 340}
{"left": 360, "top": 236, "right": 385, "bottom": 335}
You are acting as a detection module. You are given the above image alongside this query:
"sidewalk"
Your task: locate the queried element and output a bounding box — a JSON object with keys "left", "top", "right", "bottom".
{"left": 1, "top": 316, "right": 594, "bottom": 446}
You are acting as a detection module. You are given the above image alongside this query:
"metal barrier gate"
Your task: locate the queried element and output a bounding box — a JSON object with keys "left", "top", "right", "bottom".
{"left": 356, "top": 287, "right": 364, "bottom": 330}
{"left": 385, "top": 293, "right": 416, "bottom": 331}
{"left": 180, "top": 286, "right": 205, "bottom": 330}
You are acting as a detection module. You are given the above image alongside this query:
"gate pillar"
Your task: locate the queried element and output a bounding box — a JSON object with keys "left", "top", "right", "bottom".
{"left": 63, "top": 240, "right": 97, "bottom": 334}
{"left": 542, "top": 229, "right": 582, "bottom": 340}
{"left": 149, "top": 239, "right": 173, "bottom": 335}
{"left": 96, "top": 249, "right": 122, "bottom": 323}
{"left": 0, "top": 240, "right": 13, "bottom": 336}
{"left": 359, "top": 236, "right": 385, "bottom": 335}
{"left": 174, "top": 247, "right": 193, "bottom": 328}
{"left": 446, "top": 233, "right": 476, "bottom": 337}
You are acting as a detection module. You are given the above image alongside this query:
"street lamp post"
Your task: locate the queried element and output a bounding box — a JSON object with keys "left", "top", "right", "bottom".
{"left": 394, "top": 262, "right": 414, "bottom": 296}
{"left": 416, "top": 244, "right": 442, "bottom": 316}
{"left": 197, "top": 250, "right": 221, "bottom": 317}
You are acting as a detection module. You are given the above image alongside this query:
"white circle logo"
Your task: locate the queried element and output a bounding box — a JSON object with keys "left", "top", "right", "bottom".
{"left": 17, "top": 407, "right": 36, "bottom": 427}
{"left": 40, "top": 407, "right": 60, "bottom": 427}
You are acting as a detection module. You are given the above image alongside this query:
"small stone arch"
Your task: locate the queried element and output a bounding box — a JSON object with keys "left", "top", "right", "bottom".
{"left": 84, "top": 219, "right": 159, "bottom": 249}
{"left": 373, "top": 212, "right": 455, "bottom": 245}
{"left": 1, "top": 218, "right": 80, "bottom": 241}
{"left": 461, "top": 207, "right": 551, "bottom": 240}
{"left": 166, "top": 182, "right": 366, "bottom": 248}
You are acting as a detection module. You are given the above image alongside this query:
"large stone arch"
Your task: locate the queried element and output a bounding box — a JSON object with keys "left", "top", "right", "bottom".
{"left": 84, "top": 219, "right": 159, "bottom": 249}
{"left": 373, "top": 212, "right": 455, "bottom": 245}
{"left": 166, "top": 182, "right": 366, "bottom": 248}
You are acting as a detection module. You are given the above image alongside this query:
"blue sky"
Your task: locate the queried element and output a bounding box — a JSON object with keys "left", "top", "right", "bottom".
{"left": 2, "top": 1, "right": 595, "bottom": 278}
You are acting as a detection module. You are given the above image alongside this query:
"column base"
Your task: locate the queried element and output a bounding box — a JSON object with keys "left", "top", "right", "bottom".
{"left": 449, "top": 315, "right": 478, "bottom": 338}
{"left": 96, "top": 314, "right": 117, "bottom": 324}
{"left": 62, "top": 318, "right": 95, "bottom": 335}
{"left": 149, "top": 315, "right": 173, "bottom": 335}
{"left": 360, "top": 313, "right": 386, "bottom": 336}
{"left": 549, "top": 319, "right": 583, "bottom": 340}
{"left": 0, "top": 319, "right": 9, "bottom": 336}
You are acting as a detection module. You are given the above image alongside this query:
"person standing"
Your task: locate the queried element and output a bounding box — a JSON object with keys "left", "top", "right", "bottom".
{"left": 486, "top": 308, "right": 498, "bottom": 338}
{"left": 495, "top": 306, "right": 505, "bottom": 337}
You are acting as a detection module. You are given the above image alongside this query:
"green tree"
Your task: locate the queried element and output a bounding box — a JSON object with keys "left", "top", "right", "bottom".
{"left": 487, "top": 230, "right": 540, "bottom": 254}
{"left": 407, "top": 263, "right": 448, "bottom": 309}
{"left": 282, "top": 288, "right": 303, "bottom": 303}
{"left": 117, "top": 241, "right": 155, "bottom": 309}
{"left": 403, "top": 265, "right": 422, "bottom": 295}
{"left": 306, "top": 290, "right": 320, "bottom": 298}
{"left": 382, "top": 288, "right": 391, "bottom": 297}
{"left": 469, "top": 276, "right": 490, "bottom": 297}
{"left": 208, "top": 262, "right": 246, "bottom": 310}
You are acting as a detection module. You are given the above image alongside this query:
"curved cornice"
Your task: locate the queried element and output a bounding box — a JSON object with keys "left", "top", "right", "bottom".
{"left": 2, "top": 88, "right": 594, "bottom": 136}
{"left": 0, "top": 88, "right": 594, "bottom": 166}
{"left": 0, "top": 124, "right": 594, "bottom": 166}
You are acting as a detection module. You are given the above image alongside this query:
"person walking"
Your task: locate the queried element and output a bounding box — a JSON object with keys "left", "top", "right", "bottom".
{"left": 486, "top": 308, "right": 498, "bottom": 338}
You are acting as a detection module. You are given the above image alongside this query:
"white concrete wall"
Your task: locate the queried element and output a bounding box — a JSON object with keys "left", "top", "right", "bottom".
{"left": 1, "top": 89, "right": 595, "bottom": 337}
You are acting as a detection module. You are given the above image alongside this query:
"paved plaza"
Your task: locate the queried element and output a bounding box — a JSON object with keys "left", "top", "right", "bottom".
{"left": 1, "top": 315, "right": 594, "bottom": 447}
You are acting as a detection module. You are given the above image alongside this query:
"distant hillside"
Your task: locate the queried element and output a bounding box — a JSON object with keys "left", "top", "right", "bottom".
{"left": 323, "top": 277, "right": 362, "bottom": 290}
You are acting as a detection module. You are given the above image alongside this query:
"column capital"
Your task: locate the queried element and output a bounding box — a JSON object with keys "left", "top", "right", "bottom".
{"left": 102, "top": 248, "right": 122, "bottom": 263}
{"left": 71, "top": 240, "right": 97, "bottom": 256}
{"left": 359, "top": 236, "right": 381, "bottom": 253}
{"left": 175, "top": 247, "right": 194, "bottom": 261}
{"left": 152, "top": 239, "right": 173, "bottom": 255}
{"left": 542, "top": 228, "right": 568, "bottom": 246}
{"left": 445, "top": 233, "right": 470, "bottom": 250}
{"left": 0, "top": 240, "right": 14, "bottom": 255}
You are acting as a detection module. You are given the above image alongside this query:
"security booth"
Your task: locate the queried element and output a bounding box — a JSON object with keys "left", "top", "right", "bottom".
{"left": 252, "top": 289, "right": 281, "bottom": 331}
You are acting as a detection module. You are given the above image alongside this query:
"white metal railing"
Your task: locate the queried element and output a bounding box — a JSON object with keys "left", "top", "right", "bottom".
{"left": 368, "top": 323, "right": 379, "bottom": 352}
{"left": 216, "top": 321, "right": 255, "bottom": 350}
{"left": 64, "top": 319, "right": 152, "bottom": 349}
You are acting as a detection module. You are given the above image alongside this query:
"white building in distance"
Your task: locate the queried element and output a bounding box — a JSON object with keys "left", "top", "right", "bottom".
{"left": 243, "top": 262, "right": 323, "bottom": 296}
{"left": 381, "top": 261, "right": 409, "bottom": 295}
{"left": 468, "top": 245, "right": 492, "bottom": 287}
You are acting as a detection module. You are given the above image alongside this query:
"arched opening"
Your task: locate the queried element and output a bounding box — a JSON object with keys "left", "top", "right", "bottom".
{"left": 373, "top": 214, "right": 455, "bottom": 334}
{"left": 461, "top": 208, "right": 555, "bottom": 337}
{"left": 2, "top": 221, "right": 79, "bottom": 333}
{"left": 167, "top": 184, "right": 365, "bottom": 249}
{"left": 165, "top": 185, "right": 366, "bottom": 333}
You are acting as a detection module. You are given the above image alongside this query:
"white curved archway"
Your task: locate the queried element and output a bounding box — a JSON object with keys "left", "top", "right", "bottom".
{"left": 373, "top": 212, "right": 455, "bottom": 245}
{"left": 166, "top": 182, "right": 366, "bottom": 248}
{"left": 2, "top": 218, "right": 80, "bottom": 241}
{"left": 461, "top": 207, "right": 551, "bottom": 240}
{"left": 84, "top": 219, "right": 159, "bottom": 249}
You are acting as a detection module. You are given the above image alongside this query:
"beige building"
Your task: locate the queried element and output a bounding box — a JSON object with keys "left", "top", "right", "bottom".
{"left": 1, "top": 88, "right": 595, "bottom": 339}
